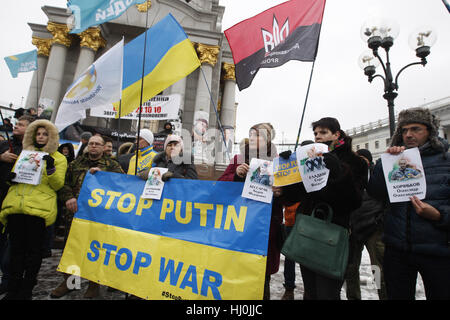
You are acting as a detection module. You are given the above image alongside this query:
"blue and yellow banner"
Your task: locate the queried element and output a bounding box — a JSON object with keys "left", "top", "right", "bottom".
{"left": 115, "top": 13, "right": 200, "bottom": 118}
{"left": 57, "top": 172, "right": 272, "bottom": 300}
{"left": 4, "top": 49, "right": 37, "bottom": 78}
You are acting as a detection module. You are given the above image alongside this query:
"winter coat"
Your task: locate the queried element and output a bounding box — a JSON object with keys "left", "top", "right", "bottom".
{"left": 0, "top": 120, "right": 67, "bottom": 227}
{"left": 0, "top": 135, "right": 23, "bottom": 207}
{"left": 282, "top": 137, "right": 367, "bottom": 229}
{"left": 127, "top": 145, "right": 158, "bottom": 175}
{"left": 218, "top": 153, "right": 283, "bottom": 275}
{"left": 368, "top": 138, "right": 450, "bottom": 257}
{"left": 59, "top": 153, "right": 124, "bottom": 204}
{"left": 140, "top": 151, "right": 198, "bottom": 180}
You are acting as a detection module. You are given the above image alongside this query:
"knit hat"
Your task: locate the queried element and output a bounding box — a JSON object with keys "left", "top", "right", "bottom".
{"left": 139, "top": 129, "right": 154, "bottom": 145}
{"left": 164, "top": 134, "right": 184, "bottom": 151}
{"left": 80, "top": 131, "right": 92, "bottom": 141}
{"left": 390, "top": 107, "right": 441, "bottom": 149}
{"left": 250, "top": 122, "right": 276, "bottom": 142}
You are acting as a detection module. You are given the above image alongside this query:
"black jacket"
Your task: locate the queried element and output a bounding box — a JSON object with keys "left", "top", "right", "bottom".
{"left": 368, "top": 138, "right": 450, "bottom": 257}
{"left": 283, "top": 137, "right": 367, "bottom": 229}
{"left": 151, "top": 151, "right": 198, "bottom": 180}
{"left": 0, "top": 136, "right": 23, "bottom": 206}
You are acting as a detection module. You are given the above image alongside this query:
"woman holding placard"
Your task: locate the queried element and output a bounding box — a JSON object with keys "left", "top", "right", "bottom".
{"left": 0, "top": 119, "right": 67, "bottom": 300}
{"left": 218, "top": 122, "right": 283, "bottom": 300}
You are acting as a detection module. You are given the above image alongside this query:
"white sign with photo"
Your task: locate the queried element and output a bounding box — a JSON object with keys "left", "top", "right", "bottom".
{"left": 12, "top": 150, "right": 48, "bottom": 185}
{"left": 241, "top": 158, "right": 273, "bottom": 204}
{"left": 141, "top": 167, "right": 169, "bottom": 200}
{"left": 295, "top": 143, "right": 330, "bottom": 193}
{"left": 380, "top": 147, "right": 426, "bottom": 203}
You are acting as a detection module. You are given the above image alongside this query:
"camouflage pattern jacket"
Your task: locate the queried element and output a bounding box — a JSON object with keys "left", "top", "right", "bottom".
{"left": 59, "top": 153, "right": 124, "bottom": 203}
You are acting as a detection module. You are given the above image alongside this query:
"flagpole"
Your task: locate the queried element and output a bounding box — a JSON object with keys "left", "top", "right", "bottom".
{"left": 294, "top": 1, "right": 327, "bottom": 151}
{"left": 134, "top": 7, "right": 150, "bottom": 176}
{"left": 199, "top": 66, "right": 231, "bottom": 162}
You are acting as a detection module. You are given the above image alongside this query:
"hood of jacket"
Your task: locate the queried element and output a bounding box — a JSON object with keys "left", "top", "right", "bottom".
{"left": 22, "top": 119, "right": 59, "bottom": 154}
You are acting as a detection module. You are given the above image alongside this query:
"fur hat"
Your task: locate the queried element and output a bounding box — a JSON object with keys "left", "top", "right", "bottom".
{"left": 23, "top": 119, "right": 59, "bottom": 154}
{"left": 139, "top": 129, "right": 154, "bottom": 145}
{"left": 164, "top": 134, "right": 184, "bottom": 151}
{"left": 390, "top": 107, "right": 441, "bottom": 149}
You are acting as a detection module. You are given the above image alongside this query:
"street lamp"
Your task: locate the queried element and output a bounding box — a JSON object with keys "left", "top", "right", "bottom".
{"left": 358, "top": 19, "right": 437, "bottom": 137}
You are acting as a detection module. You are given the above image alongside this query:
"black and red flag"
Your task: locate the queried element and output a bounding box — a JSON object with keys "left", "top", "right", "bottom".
{"left": 224, "top": 0, "right": 326, "bottom": 91}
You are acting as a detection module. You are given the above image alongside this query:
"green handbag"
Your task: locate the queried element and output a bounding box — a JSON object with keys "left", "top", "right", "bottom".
{"left": 281, "top": 203, "right": 349, "bottom": 280}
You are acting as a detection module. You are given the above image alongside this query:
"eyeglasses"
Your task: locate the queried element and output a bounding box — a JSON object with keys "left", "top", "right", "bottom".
{"left": 88, "top": 142, "right": 104, "bottom": 146}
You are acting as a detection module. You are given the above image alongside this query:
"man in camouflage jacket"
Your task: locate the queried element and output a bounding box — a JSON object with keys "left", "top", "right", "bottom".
{"left": 52, "top": 135, "right": 123, "bottom": 299}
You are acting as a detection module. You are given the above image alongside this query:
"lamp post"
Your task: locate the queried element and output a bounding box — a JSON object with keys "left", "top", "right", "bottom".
{"left": 358, "top": 19, "right": 437, "bottom": 137}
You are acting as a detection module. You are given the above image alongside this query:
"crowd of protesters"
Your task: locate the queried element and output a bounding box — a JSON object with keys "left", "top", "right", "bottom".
{"left": 0, "top": 105, "right": 448, "bottom": 300}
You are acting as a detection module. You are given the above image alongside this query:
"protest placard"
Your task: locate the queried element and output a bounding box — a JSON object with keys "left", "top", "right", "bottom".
{"left": 12, "top": 150, "right": 47, "bottom": 185}
{"left": 273, "top": 152, "right": 302, "bottom": 187}
{"left": 242, "top": 158, "right": 273, "bottom": 203}
{"left": 380, "top": 147, "right": 426, "bottom": 203}
{"left": 295, "top": 143, "right": 329, "bottom": 193}
{"left": 141, "top": 167, "right": 168, "bottom": 200}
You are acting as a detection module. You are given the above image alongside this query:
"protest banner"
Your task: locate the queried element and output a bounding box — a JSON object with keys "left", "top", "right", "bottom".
{"left": 57, "top": 172, "right": 272, "bottom": 300}
{"left": 242, "top": 158, "right": 274, "bottom": 203}
{"left": 273, "top": 153, "right": 302, "bottom": 187}
{"left": 295, "top": 143, "right": 329, "bottom": 192}
{"left": 380, "top": 147, "right": 426, "bottom": 203}
{"left": 12, "top": 150, "right": 47, "bottom": 185}
{"left": 90, "top": 94, "right": 181, "bottom": 121}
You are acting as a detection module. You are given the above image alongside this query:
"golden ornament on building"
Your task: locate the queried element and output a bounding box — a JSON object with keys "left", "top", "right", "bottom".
{"left": 47, "top": 22, "right": 72, "bottom": 47}
{"left": 32, "top": 37, "right": 53, "bottom": 57}
{"left": 195, "top": 43, "right": 220, "bottom": 67}
{"left": 79, "top": 27, "right": 107, "bottom": 52}
{"left": 222, "top": 62, "right": 236, "bottom": 81}
{"left": 136, "top": 0, "right": 152, "bottom": 12}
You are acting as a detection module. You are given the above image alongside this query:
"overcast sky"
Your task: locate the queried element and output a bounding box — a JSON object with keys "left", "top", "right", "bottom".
{"left": 1, "top": 0, "right": 449, "bottom": 143}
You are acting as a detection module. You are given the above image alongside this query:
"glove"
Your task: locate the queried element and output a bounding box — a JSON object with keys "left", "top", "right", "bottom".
{"left": 279, "top": 150, "right": 292, "bottom": 160}
{"left": 161, "top": 171, "right": 174, "bottom": 182}
{"left": 322, "top": 153, "right": 341, "bottom": 178}
{"left": 42, "top": 155, "right": 56, "bottom": 175}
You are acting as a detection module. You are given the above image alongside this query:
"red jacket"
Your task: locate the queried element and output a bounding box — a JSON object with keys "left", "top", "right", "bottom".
{"left": 218, "top": 154, "right": 282, "bottom": 275}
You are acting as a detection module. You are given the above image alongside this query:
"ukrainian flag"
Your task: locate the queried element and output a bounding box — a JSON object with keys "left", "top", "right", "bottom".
{"left": 115, "top": 13, "right": 200, "bottom": 118}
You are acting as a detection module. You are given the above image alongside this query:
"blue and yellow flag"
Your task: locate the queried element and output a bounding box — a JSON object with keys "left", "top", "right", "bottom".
{"left": 4, "top": 49, "right": 37, "bottom": 78}
{"left": 58, "top": 172, "right": 271, "bottom": 300}
{"left": 115, "top": 13, "right": 200, "bottom": 118}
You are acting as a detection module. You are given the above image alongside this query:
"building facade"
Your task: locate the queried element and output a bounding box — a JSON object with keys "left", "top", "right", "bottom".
{"left": 346, "top": 96, "right": 450, "bottom": 160}
{"left": 24, "top": 0, "right": 237, "bottom": 176}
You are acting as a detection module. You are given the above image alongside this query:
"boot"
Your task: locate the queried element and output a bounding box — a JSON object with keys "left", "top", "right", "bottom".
{"left": 50, "top": 274, "right": 74, "bottom": 299}
{"left": 18, "top": 278, "right": 36, "bottom": 300}
{"left": 83, "top": 281, "right": 100, "bottom": 299}
{"left": 281, "top": 288, "right": 295, "bottom": 300}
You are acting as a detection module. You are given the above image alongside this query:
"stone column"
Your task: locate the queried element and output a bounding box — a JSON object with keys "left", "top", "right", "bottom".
{"left": 216, "top": 62, "right": 236, "bottom": 164}
{"left": 25, "top": 37, "right": 52, "bottom": 110}
{"left": 75, "top": 27, "right": 106, "bottom": 126}
{"left": 40, "top": 22, "right": 72, "bottom": 122}
{"left": 192, "top": 43, "right": 220, "bottom": 165}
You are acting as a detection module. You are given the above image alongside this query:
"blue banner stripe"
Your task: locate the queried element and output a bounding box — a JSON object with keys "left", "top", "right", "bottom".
{"left": 122, "top": 14, "right": 188, "bottom": 89}
{"left": 75, "top": 172, "right": 272, "bottom": 256}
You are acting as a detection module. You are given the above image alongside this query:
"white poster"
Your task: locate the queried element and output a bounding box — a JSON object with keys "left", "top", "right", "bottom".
{"left": 295, "top": 143, "right": 330, "bottom": 193}
{"left": 141, "top": 167, "right": 169, "bottom": 200}
{"left": 12, "top": 150, "right": 48, "bottom": 185}
{"left": 241, "top": 158, "right": 273, "bottom": 204}
{"left": 381, "top": 147, "right": 426, "bottom": 203}
{"left": 90, "top": 94, "right": 181, "bottom": 120}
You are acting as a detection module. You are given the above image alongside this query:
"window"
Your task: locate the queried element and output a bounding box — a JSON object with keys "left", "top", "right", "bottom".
{"left": 386, "top": 138, "right": 390, "bottom": 147}
{"left": 375, "top": 141, "right": 379, "bottom": 149}
{"left": 365, "top": 143, "right": 369, "bottom": 149}
{"left": 356, "top": 145, "right": 360, "bottom": 150}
